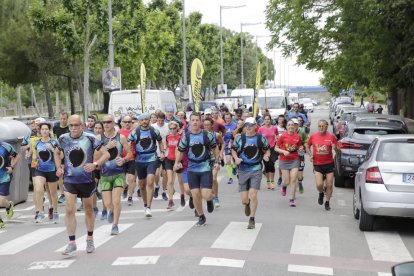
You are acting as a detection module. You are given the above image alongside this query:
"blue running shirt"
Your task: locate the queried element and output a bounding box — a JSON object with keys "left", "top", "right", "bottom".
{"left": 128, "top": 127, "right": 162, "bottom": 163}
{"left": 0, "top": 142, "right": 17, "bottom": 184}
{"left": 232, "top": 134, "right": 269, "bottom": 171}
{"left": 35, "top": 139, "right": 59, "bottom": 172}
{"left": 178, "top": 131, "right": 216, "bottom": 172}
{"left": 101, "top": 133, "right": 124, "bottom": 176}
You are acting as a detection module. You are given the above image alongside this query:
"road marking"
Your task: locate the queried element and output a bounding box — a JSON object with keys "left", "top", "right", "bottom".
{"left": 378, "top": 273, "right": 392, "bottom": 276}
{"left": 28, "top": 260, "right": 75, "bottom": 270}
{"left": 211, "top": 222, "right": 262, "bottom": 251}
{"left": 55, "top": 223, "right": 132, "bottom": 252}
{"left": 289, "top": 225, "right": 333, "bottom": 275}
{"left": 337, "top": 199, "right": 346, "bottom": 206}
{"left": 14, "top": 205, "right": 35, "bottom": 212}
{"left": 112, "top": 256, "right": 159, "bottom": 266}
{"left": 365, "top": 232, "right": 413, "bottom": 262}
{"left": 0, "top": 227, "right": 65, "bottom": 255}
{"left": 200, "top": 257, "right": 245, "bottom": 268}
{"left": 0, "top": 230, "right": 6, "bottom": 234}
{"left": 18, "top": 209, "right": 169, "bottom": 219}
{"left": 134, "top": 221, "right": 195, "bottom": 248}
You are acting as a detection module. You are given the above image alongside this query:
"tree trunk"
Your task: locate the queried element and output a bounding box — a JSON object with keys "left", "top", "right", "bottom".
{"left": 71, "top": 61, "right": 84, "bottom": 111}
{"left": 40, "top": 68, "right": 54, "bottom": 118}
{"left": 67, "top": 76, "right": 75, "bottom": 114}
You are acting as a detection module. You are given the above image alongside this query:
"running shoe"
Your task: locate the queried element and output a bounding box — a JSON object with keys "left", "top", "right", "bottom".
{"left": 318, "top": 192, "right": 324, "bottom": 205}
{"left": 167, "top": 200, "right": 174, "bottom": 210}
{"left": 207, "top": 200, "right": 214, "bottom": 213}
{"left": 6, "top": 201, "right": 13, "bottom": 220}
{"left": 227, "top": 178, "right": 233, "bottom": 185}
{"left": 62, "top": 242, "right": 77, "bottom": 255}
{"left": 96, "top": 191, "right": 102, "bottom": 200}
{"left": 162, "top": 192, "right": 168, "bottom": 201}
{"left": 247, "top": 217, "right": 255, "bottom": 229}
{"left": 36, "top": 212, "right": 46, "bottom": 223}
{"left": 154, "top": 186, "right": 160, "bottom": 198}
{"left": 195, "top": 215, "right": 206, "bottom": 227}
{"left": 101, "top": 210, "right": 108, "bottom": 220}
{"left": 93, "top": 207, "right": 99, "bottom": 218}
{"left": 0, "top": 218, "right": 4, "bottom": 228}
{"left": 145, "top": 207, "right": 152, "bottom": 218}
{"left": 53, "top": 212, "right": 59, "bottom": 224}
{"left": 213, "top": 197, "right": 220, "bottom": 208}
{"left": 111, "top": 224, "right": 119, "bottom": 235}
{"left": 108, "top": 211, "right": 114, "bottom": 223}
{"left": 58, "top": 194, "right": 66, "bottom": 204}
{"left": 127, "top": 196, "right": 133, "bottom": 206}
{"left": 280, "top": 186, "right": 287, "bottom": 196}
{"left": 289, "top": 199, "right": 296, "bottom": 207}
{"left": 298, "top": 182, "right": 304, "bottom": 194}
{"left": 86, "top": 239, "right": 95, "bottom": 253}
{"left": 122, "top": 186, "right": 128, "bottom": 199}
{"left": 325, "top": 201, "right": 331, "bottom": 211}
{"left": 48, "top": 207, "right": 53, "bottom": 220}
{"left": 189, "top": 197, "right": 194, "bottom": 209}
{"left": 137, "top": 189, "right": 141, "bottom": 198}
{"left": 180, "top": 194, "right": 185, "bottom": 207}
{"left": 232, "top": 166, "right": 237, "bottom": 176}
{"left": 277, "top": 177, "right": 282, "bottom": 186}
{"left": 244, "top": 201, "right": 251, "bottom": 217}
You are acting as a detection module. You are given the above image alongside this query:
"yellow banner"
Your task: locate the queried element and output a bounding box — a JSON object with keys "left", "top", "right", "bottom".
{"left": 253, "top": 62, "right": 261, "bottom": 118}
{"left": 140, "top": 62, "right": 146, "bottom": 113}
{"left": 190, "top": 58, "right": 205, "bottom": 112}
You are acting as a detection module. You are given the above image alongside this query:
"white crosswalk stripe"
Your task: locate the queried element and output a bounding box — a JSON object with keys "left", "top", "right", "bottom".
{"left": 112, "top": 256, "right": 160, "bottom": 266}
{"left": 211, "top": 221, "right": 262, "bottom": 251}
{"left": 28, "top": 260, "right": 75, "bottom": 270}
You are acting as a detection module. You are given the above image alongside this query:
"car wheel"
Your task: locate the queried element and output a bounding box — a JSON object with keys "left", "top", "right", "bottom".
{"left": 353, "top": 189, "right": 360, "bottom": 220}
{"left": 334, "top": 168, "right": 346, "bottom": 187}
{"left": 359, "top": 202, "right": 375, "bottom": 231}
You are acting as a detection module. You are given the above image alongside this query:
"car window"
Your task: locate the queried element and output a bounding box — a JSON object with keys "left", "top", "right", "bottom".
{"left": 365, "top": 139, "right": 377, "bottom": 161}
{"left": 353, "top": 129, "right": 404, "bottom": 139}
{"left": 377, "top": 141, "right": 414, "bottom": 162}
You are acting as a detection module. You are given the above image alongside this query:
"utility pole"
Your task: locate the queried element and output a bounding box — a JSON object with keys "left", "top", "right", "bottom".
{"left": 182, "top": 0, "right": 187, "bottom": 96}
{"left": 240, "top": 22, "right": 262, "bottom": 88}
{"left": 108, "top": 0, "right": 114, "bottom": 68}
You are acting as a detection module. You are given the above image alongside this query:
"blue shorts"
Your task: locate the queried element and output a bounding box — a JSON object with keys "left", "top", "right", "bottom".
{"left": 182, "top": 170, "right": 188, "bottom": 184}
{"left": 135, "top": 161, "right": 160, "bottom": 180}
{"left": 188, "top": 171, "right": 212, "bottom": 190}
{"left": 224, "top": 147, "right": 231, "bottom": 155}
{"left": 64, "top": 182, "right": 96, "bottom": 198}
{"left": 0, "top": 182, "right": 11, "bottom": 196}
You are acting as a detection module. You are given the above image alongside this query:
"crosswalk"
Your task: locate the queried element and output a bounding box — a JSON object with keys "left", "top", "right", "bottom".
{"left": 0, "top": 221, "right": 413, "bottom": 275}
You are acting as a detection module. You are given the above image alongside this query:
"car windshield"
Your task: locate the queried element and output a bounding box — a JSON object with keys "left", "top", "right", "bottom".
{"left": 377, "top": 141, "right": 414, "bottom": 162}
{"left": 258, "top": 97, "right": 286, "bottom": 108}
{"left": 241, "top": 96, "right": 252, "bottom": 104}
{"left": 353, "top": 129, "right": 404, "bottom": 139}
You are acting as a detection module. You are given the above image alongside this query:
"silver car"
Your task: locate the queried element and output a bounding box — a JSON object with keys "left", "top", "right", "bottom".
{"left": 353, "top": 134, "right": 414, "bottom": 231}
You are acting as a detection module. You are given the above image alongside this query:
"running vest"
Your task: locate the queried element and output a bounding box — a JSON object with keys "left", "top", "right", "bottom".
{"left": 101, "top": 133, "right": 124, "bottom": 176}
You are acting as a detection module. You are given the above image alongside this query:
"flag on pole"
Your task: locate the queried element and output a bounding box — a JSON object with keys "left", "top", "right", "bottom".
{"left": 253, "top": 62, "right": 261, "bottom": 118}
{"left": 140, "top": 62, "right": 146, "bottom": 113}
{"left": 190, "top": 58, "right": 205, "bottom": 112}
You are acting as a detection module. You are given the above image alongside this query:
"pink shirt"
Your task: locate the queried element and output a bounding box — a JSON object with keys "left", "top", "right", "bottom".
{"left": 258, "top": 125, "right": 278, "bottom": 147}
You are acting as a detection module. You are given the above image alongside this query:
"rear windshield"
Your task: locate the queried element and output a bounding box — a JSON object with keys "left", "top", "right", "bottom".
{"left": 377, "top": 141, "right": 414, "bottom": 162}
{"left": 353, "top": 129, "right": 404, "bottom": 139}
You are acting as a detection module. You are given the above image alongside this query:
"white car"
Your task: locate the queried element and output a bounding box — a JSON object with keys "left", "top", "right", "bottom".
{"left": 299, "top": 98, "right": 314, "bottom": 113}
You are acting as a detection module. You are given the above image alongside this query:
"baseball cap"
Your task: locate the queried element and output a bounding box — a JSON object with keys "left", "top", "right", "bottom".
{"left": 166, "top": 106, "right": 174, "bottom": 112}
{"left": 291, "top": 118, "right": 299, "bottom": 124}
{"left": 138, "top": 113, "right": 150, "bottom": 120}
{"left": 204, "top": 108, "right": 212, "bottom": 115}
{"left": 34, "top": 117, "right": 46, "bottom": 124}
{"left": 244, "top": 117, "right": 256, "bottom": 127}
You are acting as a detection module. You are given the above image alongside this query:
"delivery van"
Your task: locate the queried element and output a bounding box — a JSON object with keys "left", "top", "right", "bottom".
{"left": 230, "top": 88, "right": 254, "bottom": 111}
{"left": 258, "top": 88, "right": 289, "bottom": 117}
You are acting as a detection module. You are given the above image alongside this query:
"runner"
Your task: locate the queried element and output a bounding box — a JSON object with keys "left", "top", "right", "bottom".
{"left": 203, "top": 117, "right": 224, "bottom": 208}
{"left": 55, "top": 115, "right": 110, "bottom": 255}
{"left": 292, "top": 118, "right": 308, "bottom": 194}
{"left": 258, "top": 114, "right": 279, "bottom": 190}
{"left": 223, "top": 113, "right": 237, "bottom": 184}
{"left": 275, "top": 115, "right": 286, "bottom": 186}
{"left": 174, "top": 112, "right": 219, "bottom": 226}
{"left": 53, "top": 111, "right": 69, "bottom": 204}
{"left": 305, "top": 119, "right": 339, "bottom": 211}
{"left": 150, "top": 113, "right": 157, "bottom": 125}
{"left": 32, "top": 123, "right": 60, "bottom": 223}
{"left": 93, "top": 121, "right": 107, "bottom": 220}
{"left": 101, "top": 115, "right": 132, "bottom": 234}
{"left": 128, "top": 113, "right": 165, "bottom": 218}
{"left": 231, "top": 117, "right": 270, "bottom": 229}
{"left": 286, "top": 103, "right": 309, "bottom": 127}
{"left": 275, "top": 119, "right": 303, "bottom": 207}
{"left": 152, "top": 112, "right": 169, "bottom": 201}
{"left": 0, "top": 141, "right": 19, "bottom": 228}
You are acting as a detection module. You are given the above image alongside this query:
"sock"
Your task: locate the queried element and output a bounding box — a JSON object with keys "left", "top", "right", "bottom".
{"left": 249, "top": 217, "right": 255, "bottom": 221}
{"left": 87, "top": 231, "right": 93, "bottom": 237}
{"left": 69, "top": 235, "right": 75, "bottom": 241}
{"left": 144, "top": 204, "right": 148, "bottom": 208}
{"left": 225, "top": 165, "right": 233, "bottom": 177}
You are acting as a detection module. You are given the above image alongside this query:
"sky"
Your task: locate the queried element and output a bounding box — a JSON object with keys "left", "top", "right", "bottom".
{"left": 182, "top": 0, "right": 323, "bottom": 87}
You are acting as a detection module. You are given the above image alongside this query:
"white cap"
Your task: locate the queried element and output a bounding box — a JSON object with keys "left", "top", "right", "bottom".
{"left": 244, "top": 117, "right": 256, "bottom": 126}
{"left": 34, "top": 117, "right": 46, "bottom": 124}
{"left": 204, "top": 108, "right": 212, "bottom": 115}
{"left": 291, "top": 118, "right": 299, "bottom": 124}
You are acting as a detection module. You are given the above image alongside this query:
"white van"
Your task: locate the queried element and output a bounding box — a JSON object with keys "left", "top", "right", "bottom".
{"left": 288, "top": 92, "right": 299, "bottom": 105}
{"left": 230, "top": 88, "right": 254, "bottom": 110}
{"left": 108, "top": 89, "right": 177, "bottom": 121}
{"left": 258, "top": 88, "right": 289, "bottom": 118}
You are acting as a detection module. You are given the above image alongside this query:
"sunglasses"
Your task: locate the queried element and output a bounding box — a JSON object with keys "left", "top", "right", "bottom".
{"left": 103, "top": 121, "right": 113, "bottom": 124}
{"left": 69, "top": 124, "right": 81, "bottom": 128}
{"left": 122, "top": 121, "right": 132, "bottom": 123}
{"left": 318, "top": 125, "right": 327, "bottom": 128}
{"left": 169, "top": 127, "right": 177, "bottom": 130}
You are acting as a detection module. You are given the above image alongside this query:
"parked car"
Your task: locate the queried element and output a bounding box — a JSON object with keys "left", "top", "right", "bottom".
{"left": 333, "top": 107, "right": 368, "bottom": 138}
{"left": 353, "top": 134, "right": 414, "bottom": 231}
{"left": 299, "top": 97, "right": 314, "bottom": 113}
{"left": 329, "top": 102, "right": 353, "bottom": 124}
{"left": 334, "top": 120, "right": 408, "bottom": 187}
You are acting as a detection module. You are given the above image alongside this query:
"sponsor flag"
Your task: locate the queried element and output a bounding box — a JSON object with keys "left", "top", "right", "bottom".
{"left": 140, "top": 62, "right": 146, "bottom": 113}
{"left": 253, "top": 62, "right": 261, "bottom": 118}
{"left": 190, "top": 58, "right": 205, "bottom": 112}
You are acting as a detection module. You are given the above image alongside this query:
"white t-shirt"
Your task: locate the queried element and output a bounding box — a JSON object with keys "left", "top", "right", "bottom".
{"left": 151, "top": 123, "right": 169, "bottom": 155}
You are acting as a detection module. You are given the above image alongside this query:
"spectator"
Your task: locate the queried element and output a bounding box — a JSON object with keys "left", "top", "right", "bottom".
{"left": 386, "top": 96, "right": 393, "bottom": 115}
{"left": 376, "top": 105, "right": 383, "bottom": 114}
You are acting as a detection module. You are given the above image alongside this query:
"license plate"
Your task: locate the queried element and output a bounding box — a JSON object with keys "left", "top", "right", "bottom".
{"left": 403, "top": 174, "right": 414, "bottom": 183}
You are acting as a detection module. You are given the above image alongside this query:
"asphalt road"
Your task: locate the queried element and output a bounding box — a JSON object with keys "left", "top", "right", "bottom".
{"left": 1, "top": 108, "right": 413, "bottom": 276}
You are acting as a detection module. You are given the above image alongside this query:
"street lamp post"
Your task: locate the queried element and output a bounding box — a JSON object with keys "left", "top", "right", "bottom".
{"left": 108, "top": 0, "right": 114, "bottom": 68}
{"left": 240, "top": 22, "right": 262, "bottom": 88}
{"left": 182, "top": 0, "right": 187, "bottom": 96}
{"left": 220, "top": 5, "right": 245, "bottom": 87}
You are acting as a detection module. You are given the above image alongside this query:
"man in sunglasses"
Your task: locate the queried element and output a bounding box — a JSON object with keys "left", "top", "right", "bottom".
{"left": 305, "top": 119, "right": 339, "bottom": 211}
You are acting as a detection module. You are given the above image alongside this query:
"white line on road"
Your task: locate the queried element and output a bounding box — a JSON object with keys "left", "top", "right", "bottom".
{"left": 0, "top": 227, "right": 65, "bottom": 255}
{"left": 200, "top": 257, "right": 245, "bottom": 268}
{"left": 134, "top": 221, "right": 195, "bottom": 248}
{"left": 288, "top": 265, "right": 333, "bottom": 275}
{"left": 18, "top": 209, "right": 169, "bottom": 219}
{"left": 112, "top": 256, "right": 160, "bottom": 266}
{"left": 55, "top": 223, "right": 133, "bottom": 252}
{"left": 28, "top": 260, "right": 75, "bottom": 270}
{"left": 365, "top": 232, "right": 413, "bottom": 262}
{"left": 378, "top": 273, "right": 392, "bottom": 276}
{"left": 0, "top": 230, "right": 6, "bottom": 234}
{"left": 211, "top": 222, "right": 262, "bottom": 251}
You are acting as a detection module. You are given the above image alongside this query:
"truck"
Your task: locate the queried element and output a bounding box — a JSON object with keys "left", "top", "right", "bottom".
{"left": 258, "top": 88, "right": 289, "bottom": 118}
{"left": 230, "top": 88, "right": 254, "bottom": 111}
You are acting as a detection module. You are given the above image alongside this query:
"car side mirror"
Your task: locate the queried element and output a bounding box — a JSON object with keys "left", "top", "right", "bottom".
{"left": 392, "top": 261, "right": 414, "bottom": 276}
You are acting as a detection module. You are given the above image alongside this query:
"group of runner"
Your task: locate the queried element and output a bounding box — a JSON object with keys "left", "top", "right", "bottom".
{"left": 0, "top": 102, "right": 339, "bottom": 255}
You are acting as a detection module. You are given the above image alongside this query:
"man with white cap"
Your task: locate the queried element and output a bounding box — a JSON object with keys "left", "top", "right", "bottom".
{"left": 231, "top": 117, "right": 270, "bottom": 229}
{"left": 128, "top": 113, "right": 165, "bottom": 218}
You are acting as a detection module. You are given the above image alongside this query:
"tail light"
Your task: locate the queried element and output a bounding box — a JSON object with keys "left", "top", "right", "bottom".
{"left": 365, "top": 167, "right": 384, "bottom": 184}
{"left": 338, "top": 141, "right": 363, "bottom": 149}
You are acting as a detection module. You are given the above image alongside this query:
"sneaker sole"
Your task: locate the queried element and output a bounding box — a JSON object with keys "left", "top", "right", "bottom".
{"left": 247, "top": 225, "right": 255, "bottom": 229}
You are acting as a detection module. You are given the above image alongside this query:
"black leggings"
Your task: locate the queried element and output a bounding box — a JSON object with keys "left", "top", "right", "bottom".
{"left": 263, "top": 148, "right": 277, "bottom": 173}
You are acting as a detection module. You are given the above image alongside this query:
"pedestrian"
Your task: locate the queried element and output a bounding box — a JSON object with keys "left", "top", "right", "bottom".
{"left": 275, "top": 119, "right": 303, "bottom": 207}
{"left": 386, "top": 96, "right": 393, "bottom": 115}
{"left": 174, "top": 112, "right": 220, "bottom": 226}
{"left": 275, "top": 115, "right": 286, "bottom": 186}
{"left": 376, "top": 105, "right": 383, "bottom": 114}
{"left": 55, "top": 114, "right": 110, "bottom": 255}
{"left": 93, "top": 121, "right": 107, "bottom": 220}
{"left": 360, "top": 96, "right": 364, "bottom": 108}
{"left": 223, "top": 113, "right": 237, "bottom": 184}
{"left": 305, "top": 119, "right": 339, "bottom": 211}
{"left": 128, "top": 113, "right": 165, "bottom": 218}
{"left": 258, "top": 114, "right": 279, "bottom": 189}
{"left": 0, "top": 141, "right": 19, "bottom": 228}
{"left": 150, "top": 113, "right": 157, "bottom": 125}
{"left": 152, "top": 112, "right": 169, "bottom": 201}
{"left": 231, "top": 117, "right": 270, "bottom": 229}
{"left": 100, "top": 115, "right": 132, "bottom": 235}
